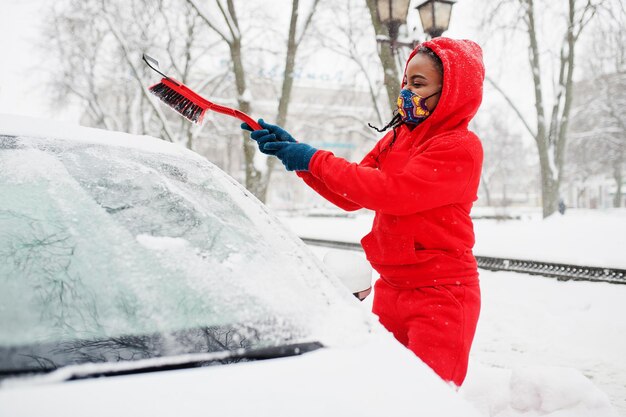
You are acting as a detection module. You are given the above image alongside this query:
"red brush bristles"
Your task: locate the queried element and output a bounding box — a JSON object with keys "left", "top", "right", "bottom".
{"left": 148, "top": 78, "right": 211, "bottom": 124}
{"left": 148, "top": 77, "right": 262, "bottom": 130}
{"left": 143, "top": 53, "right": 261, "bottom": 129}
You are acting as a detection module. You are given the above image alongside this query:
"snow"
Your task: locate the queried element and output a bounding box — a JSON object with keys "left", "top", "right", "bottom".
{"left": 281, "top": 209, "right": 626, "bottom": 416}
{"left": 0, "top": 332, "right": 485, "bottom": 417}
{"left": 510, "top": 367, "right": 611, "bottom": 414}
{"left": 0, "top": 0, "right": 621, "bottom": 414}
{"left": 463, "top": 365, "right": 618, "bottom": 417}
{"left": 279, "top": 208, "right": 626, "bottom": 269}
{"left": 322, "top": 249, "right": 372, "bottom": 293}
{"left": 136, "top": 234, "right": 190, "bottom": 251}
{"left": 0, "top": 113, "right": 196, "bottom": 159}
{"left": 463, "top": 271, "right": 624, "bottom": 417}
{"left": 2, "top": 113, "right": 624, "bottom": 415}
{"left": 239, "top": 88, "right": 253, "bottom": 103}
{"left": 474, "top": 209, "right": 626, "bottom": 268}
{"left": 548, "top": 144, "right": 559, "bottom": 180}
{"left": 2, "top": 349, "right": 238, "bottom": 389}
{"left": 0, "top": 123, "right": 380, "bottom": 353}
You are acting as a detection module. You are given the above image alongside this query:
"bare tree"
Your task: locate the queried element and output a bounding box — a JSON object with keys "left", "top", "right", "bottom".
{"left": 566, "top": 2, "right": 625, "bottom": 207}
{"left": 571, "top": 76, "right": 626, "bottom": 206}
{"left": 364, "top": 0, "right": 402, "bottom": 112}
{"left": 262, "top": 0, "right": 321, "bottom": 202}
{"left": 42, "top": 0, "right": 220, "bottom": 148}
{"left": 483, "top": 0, "right": 600, "bottom": 217}
{"left": 312, "top": 0, "right": 388, "bottom": 128}
{"left": 44, "top": 0, "right": 120, "bottom": 132}
{"left": 187, "top": 0, "right": 320, "bottom": 202}
{"left": 185, "top": 0, "right": 263, "bottom": 196}
{"left": 568, "top": 78, "right": 625, "bottom": 205}
{"left": 44, "top": 0, "right": 323, "bottom": 201}
{"left": 473, "top": 111, "right": 536, "bottom": 208}
{"left": 601, "top": 77, "right": 626, "bottom": 207}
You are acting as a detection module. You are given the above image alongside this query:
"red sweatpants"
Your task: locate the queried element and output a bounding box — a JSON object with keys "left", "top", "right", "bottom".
{"left": 372, "top": 278, "right": 481, "bottom": 386}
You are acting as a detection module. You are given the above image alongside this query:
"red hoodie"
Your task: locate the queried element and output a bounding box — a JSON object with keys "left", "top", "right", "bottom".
{"left": 297, "top": 38, "right": 485, "bottom": 288}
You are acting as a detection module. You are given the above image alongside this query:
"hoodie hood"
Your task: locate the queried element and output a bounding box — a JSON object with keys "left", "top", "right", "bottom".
{"left": 403, "top": 37, "right": 485, "bottom": 136}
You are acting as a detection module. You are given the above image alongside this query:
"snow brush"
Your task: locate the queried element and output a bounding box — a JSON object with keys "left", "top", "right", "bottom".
{"left": 142, "top": 54, "right": 261, "bottom": 130}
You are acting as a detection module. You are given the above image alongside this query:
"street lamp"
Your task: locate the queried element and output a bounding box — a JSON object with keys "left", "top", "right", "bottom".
{"left": 374, "top": 0, "right": 412, "bottom": 50}
{"left": 416, "top": 0, "right": 456, "bottom": 38}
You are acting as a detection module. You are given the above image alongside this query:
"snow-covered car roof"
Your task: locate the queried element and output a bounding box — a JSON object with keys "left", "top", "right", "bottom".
{"left": 0, "top": 113, "right": 196, "bottom": 157}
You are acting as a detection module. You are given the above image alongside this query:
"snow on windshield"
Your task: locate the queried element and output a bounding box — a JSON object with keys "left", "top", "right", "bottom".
{"left": 0, "top": 134, "right": 371, "bottom": 356}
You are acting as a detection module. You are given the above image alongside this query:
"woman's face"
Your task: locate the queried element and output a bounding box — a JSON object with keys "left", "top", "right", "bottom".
{"left": 404, "top": 53, "right": 443, "bottom": 111}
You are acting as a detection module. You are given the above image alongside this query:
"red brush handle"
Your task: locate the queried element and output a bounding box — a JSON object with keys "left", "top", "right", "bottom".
{"left": 208, "top": 102, "right": 262, "bottom": 131}
{"left": 161, "top": 78, "right": 262, "bottom": 130}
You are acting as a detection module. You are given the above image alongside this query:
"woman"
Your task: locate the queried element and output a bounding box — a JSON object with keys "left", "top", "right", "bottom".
{"left": 242, "top": 37, "right": 484, "bottom": 387}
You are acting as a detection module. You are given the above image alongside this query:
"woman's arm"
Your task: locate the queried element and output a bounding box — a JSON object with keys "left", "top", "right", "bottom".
{"left": 296, "top": 171, "right": 362, "bottom": 211}
{"left": 294, "top": 136, "right": 387, "bottom": 211}
{"left": 306, "top": 134, "right": 483, "bottom": 216}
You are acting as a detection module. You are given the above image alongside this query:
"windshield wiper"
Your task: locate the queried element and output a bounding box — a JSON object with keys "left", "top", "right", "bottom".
{"left": 2, "top": 342, "right": 323, "bottom": 386}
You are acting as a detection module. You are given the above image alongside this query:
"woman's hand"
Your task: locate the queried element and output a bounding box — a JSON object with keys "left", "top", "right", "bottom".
{"left": 354, "top": 287, "right": 372, "bottom": 301}
{"left": 241, "top": 119, "right": 296, "bottom": 155}
{"left": 263, "top": 142, "right": 318, "bottom": 172}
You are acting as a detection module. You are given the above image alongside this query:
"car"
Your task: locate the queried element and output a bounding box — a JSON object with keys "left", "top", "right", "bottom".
{"left": 0, "top": 114, "right": 482, "bottom": 417}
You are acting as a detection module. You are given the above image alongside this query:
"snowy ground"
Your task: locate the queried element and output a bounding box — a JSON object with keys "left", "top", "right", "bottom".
{"left": 462, "top": 270, "right": 625, "bottom": 417}
{"left": 279, "top": 208, "right": 626, "bottom": 417}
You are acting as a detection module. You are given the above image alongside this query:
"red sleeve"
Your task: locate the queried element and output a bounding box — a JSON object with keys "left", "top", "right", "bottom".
{"left": 307, "top": 135, "right": 481, "bottom": 216}
{"left": 295, "top": 136, "right": 387, "bottom": 211}
{"left": 296, "top": 171, "right": 362, "bottom": 211}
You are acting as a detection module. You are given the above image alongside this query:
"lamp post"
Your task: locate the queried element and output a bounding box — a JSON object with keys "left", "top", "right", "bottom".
{"left": 415, "top": 0, "right": 456, "bottom": 39}
{"left": 374, "top": 0, "right": 413, "bottom": 51}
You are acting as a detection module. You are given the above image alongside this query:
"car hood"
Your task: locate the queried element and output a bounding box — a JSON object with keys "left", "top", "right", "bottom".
{"left": 0, "top": 331, "right": 482, "bottom": 417}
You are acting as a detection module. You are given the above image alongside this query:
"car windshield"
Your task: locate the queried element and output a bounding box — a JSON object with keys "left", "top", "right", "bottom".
{"left": 0, "top": 134, "right": 366, "bottom": 379}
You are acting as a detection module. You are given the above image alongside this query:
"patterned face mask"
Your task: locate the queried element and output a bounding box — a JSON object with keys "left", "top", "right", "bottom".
{"left": 396, "top": 88, "right": 440, "bottom": 125}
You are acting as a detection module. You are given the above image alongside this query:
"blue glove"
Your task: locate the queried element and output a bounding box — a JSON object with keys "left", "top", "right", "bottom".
{"left": 241, "top": 119, "right": 296, "bottom": 156}
{"left": 263, "top": 142, "right": 318, "bottom": 171}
